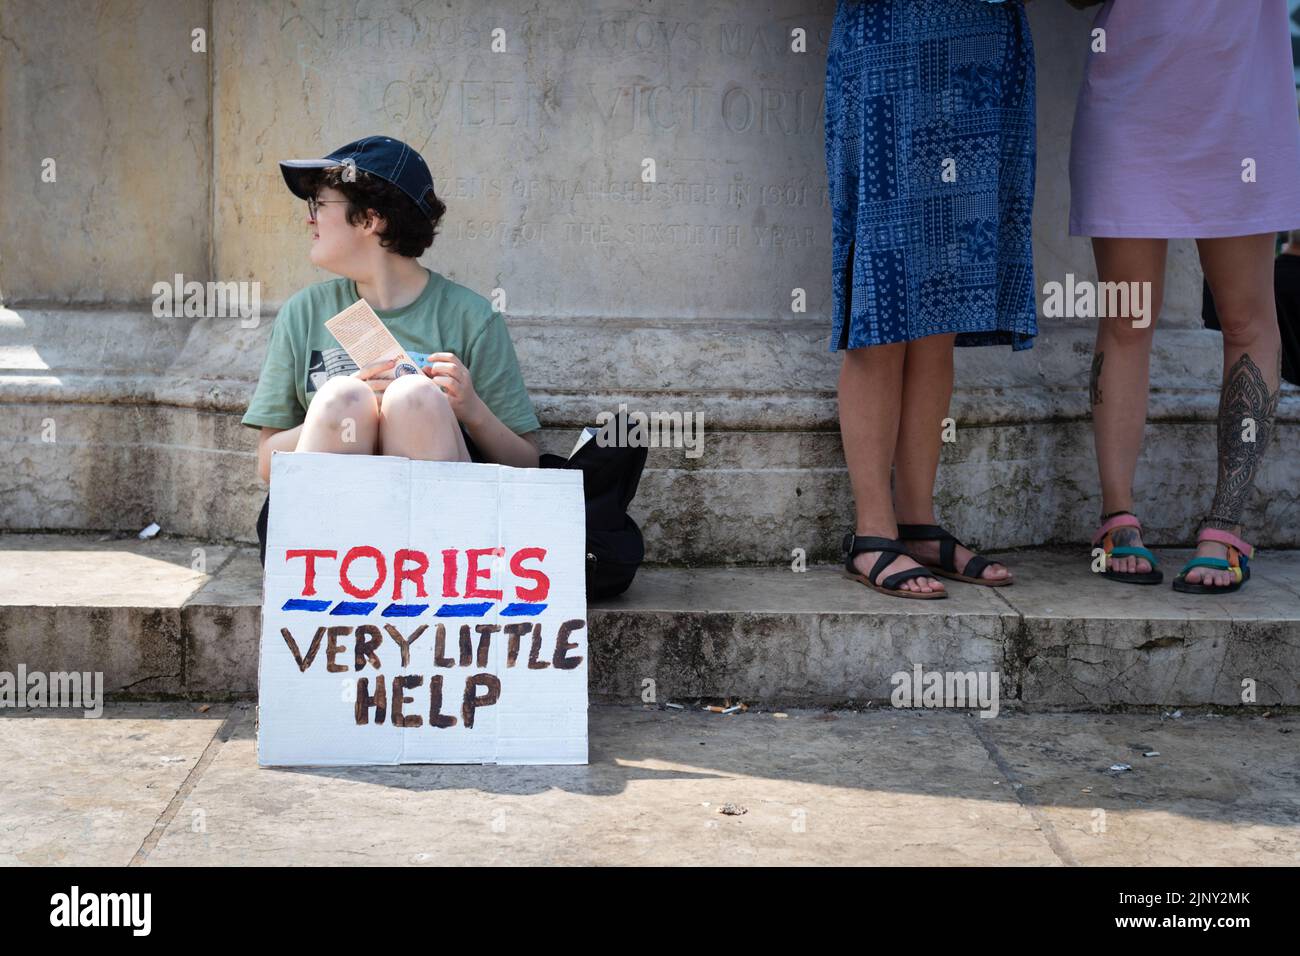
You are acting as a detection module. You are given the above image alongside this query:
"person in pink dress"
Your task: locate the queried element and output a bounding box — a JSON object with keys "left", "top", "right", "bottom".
{"left": 1069, "top": 0, "right": 1300, "bottom": 593}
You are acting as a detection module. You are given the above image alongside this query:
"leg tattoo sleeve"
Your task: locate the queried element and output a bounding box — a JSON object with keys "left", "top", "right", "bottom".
{"left": 1090, "top": 351, "right": 1104, "bottom": 407}
{"left": 1203, "top": 352, "right": 1281, "bottom": 530}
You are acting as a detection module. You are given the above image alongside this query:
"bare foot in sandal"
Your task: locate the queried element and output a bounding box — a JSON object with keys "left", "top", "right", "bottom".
{"left": 901, "top": 537, "right": 1013, "bottom": 583}
{"left": 1108, "top": 525, "right": 1153, "bottom": 576}
{"left": 895, "top": 523, "right": 1012, "bottom": 583}
{"left": 1182, "top": 532, "right": 1237, "bottom": 588}
{"left": 849, "top": 549, "right": 946, "bottom": 595}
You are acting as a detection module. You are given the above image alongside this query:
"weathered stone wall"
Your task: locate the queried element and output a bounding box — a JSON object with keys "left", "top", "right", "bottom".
{"left": 0, "top": 0, "right": 211, "bottom": 302}
{"left": 1, "top": 0, "right": 1295, "bottom": 556}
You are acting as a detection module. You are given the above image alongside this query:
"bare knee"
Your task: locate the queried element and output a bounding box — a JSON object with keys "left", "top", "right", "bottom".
{"left": 379, "top": 375, "right": 466, "bottom": 460}
{"left": 297, "top": 377, "right": 379, "bottom": 454}
{"left": 1214, "top": 294, "right": 1277, "bottom": 347}
{"left": 381, "top": 374, "right": 455, "bottom": 423}
{"left": 842, "top": 341, "right": 906, "bottom": 369}
{"left": 1097, "top": 313, "right": 1158, "bottom": 349}
{"left": 308, "top": 376, "right": 378, "bottom": 426}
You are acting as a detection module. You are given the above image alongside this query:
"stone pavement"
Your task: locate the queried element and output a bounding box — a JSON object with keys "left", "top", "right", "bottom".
{"left": 2, "top": 702, "right": 1297, "bottom": 866}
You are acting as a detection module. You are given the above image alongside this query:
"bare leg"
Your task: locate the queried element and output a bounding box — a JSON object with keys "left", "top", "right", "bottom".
{"left": 379, "top": 373, "right": 471, "bottom": 462}
{"left": 1090, "top": 237, "right": 1167, "bottom": 574}
{"left": 1185, "top": 233, "right": 1283, "bottom": 587}
{"left": 894, "top": 332, "right": 1010, "bottom": 581}
{"left": 296, "top": 376, "right": 380, "bottom": 454}
{"left": 839, "top": 343, "right": 943, "bottom": 594}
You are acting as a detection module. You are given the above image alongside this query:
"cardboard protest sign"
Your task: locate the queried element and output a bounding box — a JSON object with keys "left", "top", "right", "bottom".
{"left": 257, "top": 452, "right": 588, "bottom": 767}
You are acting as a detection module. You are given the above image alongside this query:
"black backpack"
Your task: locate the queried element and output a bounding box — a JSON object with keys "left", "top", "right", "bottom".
{"left": 540, "top": 423, "right": 648, "bottom": 600}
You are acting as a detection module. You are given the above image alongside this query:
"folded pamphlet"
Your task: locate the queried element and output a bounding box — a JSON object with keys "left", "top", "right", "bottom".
{"left": 324, "top": 299, "right": 423, "bottom": 378}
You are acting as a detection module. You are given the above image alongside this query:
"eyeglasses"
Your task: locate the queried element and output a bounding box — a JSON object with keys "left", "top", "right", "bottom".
{"left": 306, "top": 197, "right": 348, "bottom": 221}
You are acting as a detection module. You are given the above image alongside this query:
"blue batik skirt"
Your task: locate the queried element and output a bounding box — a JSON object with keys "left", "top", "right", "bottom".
{"left": 826, "top": 0, "right": 1037, "bottom": 351}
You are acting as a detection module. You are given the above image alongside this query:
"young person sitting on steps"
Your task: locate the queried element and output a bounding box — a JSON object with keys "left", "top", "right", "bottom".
{"left": 241, "top": 136, "right": 541, "bottom": 488}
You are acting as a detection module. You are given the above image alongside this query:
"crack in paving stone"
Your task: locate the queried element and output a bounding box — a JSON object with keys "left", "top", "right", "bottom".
{"left": 128, "top": 704, "right": 244, "bottom": 866}
{"left": 965, "top": 717, "right": 1081, "bottom": 867}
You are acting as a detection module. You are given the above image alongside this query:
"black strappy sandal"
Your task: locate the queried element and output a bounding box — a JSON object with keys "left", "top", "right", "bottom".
{"left": 895, "top": 523, "right": 1012, "bottom": 587}
{"left": 842, "top": 532, "right": 948, "bottom": 600}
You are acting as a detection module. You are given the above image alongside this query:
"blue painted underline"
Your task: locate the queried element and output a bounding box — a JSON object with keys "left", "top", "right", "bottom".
{"left": 435, "top": 602, "right": 495, "bottom": 617}
{"left": 330, "top": 601, "right": 378, "bottom": 616}
{"left": 382, "top": 603, "right": 429, "bottom": 617}
{"left": 282, "top": 599, "right": 331, "bottom": 612}
{"left": 501, "top": 603, "right": 548, "bottom": 616}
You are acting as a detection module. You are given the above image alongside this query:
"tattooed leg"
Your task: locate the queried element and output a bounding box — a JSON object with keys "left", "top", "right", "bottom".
{"left": 1186, "top": 353, "right": 1281, "bottom": 586}
{"left": 1191, "top": 233, "right": 1282, "bottom": 587}
{"left": 1203, "top": 353, "right": 1281, "bottom": 529}
{"left": 1089, "top": 352, "right": 1104, "bottom": 407}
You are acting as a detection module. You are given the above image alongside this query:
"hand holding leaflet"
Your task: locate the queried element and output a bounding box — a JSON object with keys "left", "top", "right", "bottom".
{"left": 324, "top": 298, "right": 423, "bottom": 380}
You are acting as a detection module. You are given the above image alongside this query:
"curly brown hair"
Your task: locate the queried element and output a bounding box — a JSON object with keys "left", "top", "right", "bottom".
{"left": 304, "top": 165, "right": 446, "bottom": 257}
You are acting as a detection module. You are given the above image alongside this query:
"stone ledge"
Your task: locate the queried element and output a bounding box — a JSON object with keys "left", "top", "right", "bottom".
{"left": 5, "top": 307, "right": 1298, "bottom": 553}
{"left": 2, "top": 534, "right": 1296, "bottom": 709}
{"left": 4, "top": 406, "right": 1297, "bottom": 554}
{"left": 4, "top": 306, "right": 1297, "bottom": 429}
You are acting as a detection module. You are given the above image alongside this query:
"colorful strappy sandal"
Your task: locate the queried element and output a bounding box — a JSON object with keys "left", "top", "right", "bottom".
{"left": 1172, "top": 528, "right": 1252, "bottom": 595}
{"left": 1092, "top": 511, "right": 1162, "bottom": 585}
{"left": 842, "top": 532, "right": 948, "bottom": 600}
{"left": 896, "top": 523, "right": 1012, "bottom": 586}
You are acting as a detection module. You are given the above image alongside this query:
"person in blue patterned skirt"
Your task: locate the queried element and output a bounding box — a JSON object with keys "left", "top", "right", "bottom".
{"left": 829, "top": 0, "right": 1037, "bottom": 599}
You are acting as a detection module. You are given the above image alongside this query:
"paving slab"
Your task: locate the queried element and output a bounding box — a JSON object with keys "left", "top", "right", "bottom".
{"left": 975, "top": 710, "right": 1300, "bottom": 866}
{"left": 146, "top": 704, "right": 1059, "bottom": 867}
{"left": 0, "top": 703, "right": 228, "bottom": 866}
{"left": 3, "top": 703, "right": 1296, "bottom": 866}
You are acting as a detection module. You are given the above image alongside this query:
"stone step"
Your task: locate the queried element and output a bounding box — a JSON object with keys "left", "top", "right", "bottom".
{"left": 4, "top": 309, "right": 1299, "bottom": 562}
{"left": 2, "top": 533, "right": 1297, "bottom": 709}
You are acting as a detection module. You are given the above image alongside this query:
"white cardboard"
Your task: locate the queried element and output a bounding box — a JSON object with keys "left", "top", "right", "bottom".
{"left": 257, "top": 452, "right": 588, "bottom": 767}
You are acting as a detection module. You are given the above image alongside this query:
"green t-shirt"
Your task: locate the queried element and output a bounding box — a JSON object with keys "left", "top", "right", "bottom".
{"left": 241, "top": 268, "right": 540, "bottom": 436}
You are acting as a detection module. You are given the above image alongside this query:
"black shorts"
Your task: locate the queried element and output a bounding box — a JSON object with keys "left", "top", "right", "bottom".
{"left": 255, "top": 426, "right": 485, "bottom": 567}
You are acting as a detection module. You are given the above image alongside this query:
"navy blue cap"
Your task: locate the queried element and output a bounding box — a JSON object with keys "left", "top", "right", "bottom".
{"left": 280, "top": 136, "right": 438, "bottom": 218}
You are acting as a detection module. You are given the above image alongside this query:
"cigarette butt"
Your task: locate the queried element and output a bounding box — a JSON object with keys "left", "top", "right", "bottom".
{"left": 664, "top": 702, "right": 684, "bottom": 710}
{"left": 721, "top": 705, "right": 743, "bottom": 714}
{"left": 704, "top": 705, "right": 726, "bottom": 713}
